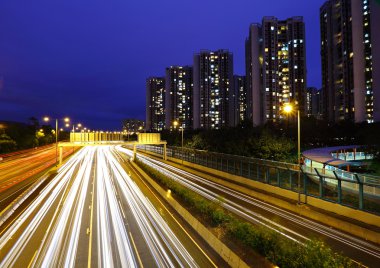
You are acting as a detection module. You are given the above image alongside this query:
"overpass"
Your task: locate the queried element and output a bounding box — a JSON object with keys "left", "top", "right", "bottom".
{"left": 57, "top": 132, "right": 167, "bottom": 164}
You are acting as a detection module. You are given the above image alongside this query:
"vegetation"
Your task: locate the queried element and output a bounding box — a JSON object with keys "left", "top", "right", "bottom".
{"left": 0, "top": 134, "right": 17, "bottom": 153}
{"left": 161, "top": 119, "right": 380, "bottom": 166}
{"left": 162, "top": 122, "right": 295, "bottom": 162}
{"left": 137, "top": 159, "right": 355, "bottom": 268}
{"left": 0, "top": 117, "right": 70, "bottom": 154}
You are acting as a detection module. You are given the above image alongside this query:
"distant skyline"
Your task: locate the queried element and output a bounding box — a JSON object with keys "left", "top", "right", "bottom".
{"left": 0, "top": 0, "right": 326, "bottom": 129}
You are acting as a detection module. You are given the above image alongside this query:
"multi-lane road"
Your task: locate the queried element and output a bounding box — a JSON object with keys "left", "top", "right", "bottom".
{"left": 0, "top": 145, "right": 77, "bottom": 212}
{"left": 126, "top": 147, "right": 380, "bottom": 267}
{"left": 0, "top": 146, "right": 218, "bottom": 267}
{"left": 2, "top": 144, "right": 380, "bottom": 267}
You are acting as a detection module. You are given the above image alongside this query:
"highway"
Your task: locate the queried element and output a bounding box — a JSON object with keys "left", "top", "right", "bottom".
{"left": 121, "top": 147, "right": 380, "bottom": 267}
{"left": 0, "top": 146, "right": 217, "bottom": 267}
{"left": 0, "top": 145, "right": 74, "bottom": 211}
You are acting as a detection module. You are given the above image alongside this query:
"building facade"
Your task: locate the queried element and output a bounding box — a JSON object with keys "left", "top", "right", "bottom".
{"left": 122, "top": 119, "right": 145, "bottom": 133}
{"left": 146, "top": 77, "right": 166, "bottom": 131}
{"left": 320, "top": 0, "right": 380, "bottom": 123}
{"left": 193, "top": 50, "right": 235, "bottom": 129}
{"left": 306, "top": 87, "right": 323, "bottom": 118}
{"left": 246, "top": 17, "right": 306, "bottom": 125}
{"left": 165, "top": 66, "right": 193, "bottom": 130}
{"left": 234, "top": 75, "right": 247, "bottom": 123}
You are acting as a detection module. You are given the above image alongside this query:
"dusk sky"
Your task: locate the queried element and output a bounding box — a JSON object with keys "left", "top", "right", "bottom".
{"left": 0, "top": 0, "right": 326, "bottom": 130}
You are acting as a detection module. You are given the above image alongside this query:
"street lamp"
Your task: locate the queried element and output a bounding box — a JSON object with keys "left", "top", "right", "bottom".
{"left": 283, "top": 103, "right": 301, "bottom": 204}
{"left": 173, "top": 120, "right": 184, "bottom": 165}
{"left": 70, "top": 123, "right": 83, "bottom": 142}
{"left": 43, "top": 116, "right": 70, "bottom": 166}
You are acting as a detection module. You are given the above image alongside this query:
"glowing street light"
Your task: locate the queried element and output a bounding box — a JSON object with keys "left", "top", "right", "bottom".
{"left": 283, "top": 103, "right": 301, "bottom": 204}
{"left": 173, "top": 120, "right": 184, "bottom": 165}
{"left": 43, "top": 116, "right": 70, "bottom": 166}
{"left": 283, "top": 103, "right": 293, "bottom": 114}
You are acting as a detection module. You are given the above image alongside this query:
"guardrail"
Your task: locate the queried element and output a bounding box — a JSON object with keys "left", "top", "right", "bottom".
{"left": 137, "top": 145, "right": 380, "bottom": 215}
{"left": 331, "top": 151, "right": 373, "bottom": 161}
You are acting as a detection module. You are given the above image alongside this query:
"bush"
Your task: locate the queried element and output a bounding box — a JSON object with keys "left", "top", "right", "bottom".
{"left": 0, "top": 136, "right": 17, "bottom": 153}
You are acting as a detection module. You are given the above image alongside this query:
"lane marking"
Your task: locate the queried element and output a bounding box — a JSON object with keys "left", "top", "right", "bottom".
{"left": 88, "top": 178, "right": 96, "bottom": 268}
{"left": 129, "top": 231, "right": 144, "bottom": 268}
{"left": 27, "top": 249, "right": 38, "bottom": 268}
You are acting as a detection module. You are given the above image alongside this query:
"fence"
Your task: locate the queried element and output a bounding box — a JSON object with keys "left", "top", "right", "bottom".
{"left": 137, "top": 145, "right": 380, "bottom": 215}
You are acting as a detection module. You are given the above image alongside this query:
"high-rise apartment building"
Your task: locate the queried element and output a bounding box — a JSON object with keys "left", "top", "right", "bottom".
{"left": 234, "top": 75, "right": 247, "bottom": 123}
{"left": 306, "top": 87, "right": 322, "bottom": 118}
{"left": 146, "top": 77, "right": 166, "bottom": 131}
{"left": 193, "top": 50, "right": 235, "bottom": 129}
{"left": 320, "top": 0, "right": 380, "bottom": 123}
{"left": 246, "top": 17, "right": 306, "bottom": 125}
{"left": 165, "top": 66, "right": 193, "bottom": 130}
{"left": 122, "top": 119, "right": 145, "bottom": 133}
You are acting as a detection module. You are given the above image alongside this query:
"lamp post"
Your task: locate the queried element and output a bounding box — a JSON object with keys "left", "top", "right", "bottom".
{"left": 173, "top": 120, "right": 184, "bottom": 165}
{"left": 283, "top": 103, "right": 301, "bottom": 204}
{"left": 70, "top": 123, "right": 83, "bottom": 142}
{"left": 44, "top": 116, "right": 70, "bottom": 166}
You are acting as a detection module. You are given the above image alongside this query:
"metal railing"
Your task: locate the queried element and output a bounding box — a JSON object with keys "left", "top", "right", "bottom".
{"left": 137, "top": 145, "right": 380, "bottom": 215}
{"left": 331, "top": 151, "right": 373, "bottom": 161}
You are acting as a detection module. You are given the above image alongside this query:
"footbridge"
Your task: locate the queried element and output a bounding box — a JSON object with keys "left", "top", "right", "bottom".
{"left": 58, "top": 132, "right": 167, "bottom": 164}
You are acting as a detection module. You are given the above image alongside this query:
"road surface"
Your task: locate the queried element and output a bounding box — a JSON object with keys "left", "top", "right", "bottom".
{"left": 0, "top": 145, "right": 74, "bottom": 211}
{"left": 0, "top": 146, "right": 217, "bottom": 267}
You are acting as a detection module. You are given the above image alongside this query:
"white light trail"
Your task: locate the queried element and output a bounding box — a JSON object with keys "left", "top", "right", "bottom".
{"left": 104, "top": 146, "right": 198, "bottom": 267}
{"left": 0, "top": 146, "right": 201, "bottom": 267}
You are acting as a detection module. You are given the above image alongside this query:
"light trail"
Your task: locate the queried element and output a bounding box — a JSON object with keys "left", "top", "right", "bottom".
{"left": 103, "top": 146, "right": 198, "bottom": 267}
{"left": 0, "top": 149, "right": 86, "bottom": 267}
{"left": 119, "top": 146, "right": 380, "bottom": 262}
{"left": 0, "top": 146, "right": 203, "bottom": 267}
{"left": 96, "top": 147, "right": 137, "bottom": 267}
{"left": 0, "top": 145, "right": 73, "bottom": 195}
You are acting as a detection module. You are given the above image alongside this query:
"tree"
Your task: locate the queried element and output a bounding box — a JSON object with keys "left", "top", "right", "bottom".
{"left": 252, "top": 129, "right": 295, "bottom": 162}
{"left": 0, "top": 134, "right": 17, "bottom": 153}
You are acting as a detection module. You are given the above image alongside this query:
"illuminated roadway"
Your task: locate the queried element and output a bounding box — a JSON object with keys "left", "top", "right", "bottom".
{"left": 0, "top": 145, "right": 74, "bottom": 211}
{"left": 0, "top": 146, "right": 217, "bottom": 267}
{"left": 124, "top": 147, "right": 380, "bottom": 267}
